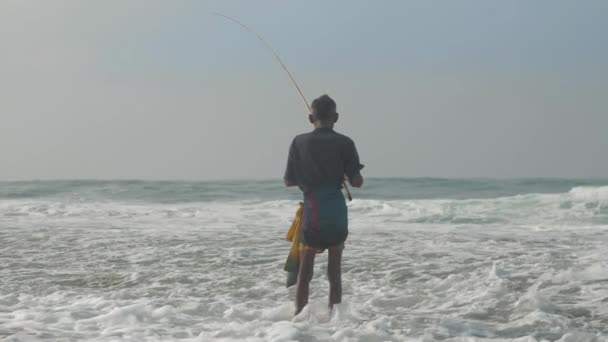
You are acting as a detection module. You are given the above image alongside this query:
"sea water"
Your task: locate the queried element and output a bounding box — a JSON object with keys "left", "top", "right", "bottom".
{"left": 1, "top": 178, "right": 608, "bottom": 342}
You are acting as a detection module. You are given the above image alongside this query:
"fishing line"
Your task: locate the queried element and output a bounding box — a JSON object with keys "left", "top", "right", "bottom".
{"left": 212, "top": 12, "right": 353, "bottom": 201}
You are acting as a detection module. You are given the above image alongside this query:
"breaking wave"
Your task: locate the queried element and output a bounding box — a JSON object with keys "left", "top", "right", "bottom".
{"left": 1, "top": 186, "right": 607, "bottom": 227}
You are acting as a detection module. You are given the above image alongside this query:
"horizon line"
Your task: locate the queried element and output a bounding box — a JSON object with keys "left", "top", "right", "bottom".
{"left": 1, "top": 176, "right": 608, "bottom": 183}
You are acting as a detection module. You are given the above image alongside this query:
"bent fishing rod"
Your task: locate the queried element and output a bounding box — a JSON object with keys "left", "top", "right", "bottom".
{"left": 213, "top": 12, "right": 353, "bottom": 201}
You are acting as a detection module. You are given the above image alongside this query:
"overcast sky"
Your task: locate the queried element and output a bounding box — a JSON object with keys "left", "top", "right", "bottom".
{"left": 1, "top": 0, "right": 607, "bottom": 180}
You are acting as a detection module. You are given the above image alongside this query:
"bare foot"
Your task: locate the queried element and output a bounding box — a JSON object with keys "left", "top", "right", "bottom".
{"left": 294, "top": 304, "right": 305, "bottom": 316}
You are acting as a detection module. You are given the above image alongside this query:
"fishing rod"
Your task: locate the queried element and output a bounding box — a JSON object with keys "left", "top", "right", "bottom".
{"left": 212, "top": 12, "right": 354, "bottom": 201}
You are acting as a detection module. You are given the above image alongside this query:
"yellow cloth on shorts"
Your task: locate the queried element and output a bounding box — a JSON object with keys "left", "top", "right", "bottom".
{"left": 284, "top": 203, "right": 322, "bottom": 287}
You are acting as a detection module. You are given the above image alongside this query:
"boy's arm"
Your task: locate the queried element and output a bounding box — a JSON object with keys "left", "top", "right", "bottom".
{"left": 343, "top": 138, "right": 364, "bottom": 188}
{"left": 284, "top": 138, "right": 298, "bottom": 187}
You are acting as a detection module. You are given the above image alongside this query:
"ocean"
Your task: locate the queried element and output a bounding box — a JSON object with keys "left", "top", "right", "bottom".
{"left": 1, "top": 178, "right": 607, "bottom": 342}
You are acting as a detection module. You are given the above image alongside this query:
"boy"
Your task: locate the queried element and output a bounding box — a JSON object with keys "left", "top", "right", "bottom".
{"left": 284, "top": 94, "right": 364, "bottom": 315}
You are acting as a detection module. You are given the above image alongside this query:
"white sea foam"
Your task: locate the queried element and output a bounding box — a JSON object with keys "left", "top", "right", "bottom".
{"left": 2, "top": 186, "right": 607, "bottom": 227}
{"left": 1, "top": 187, "right": 608, "bottom": 340}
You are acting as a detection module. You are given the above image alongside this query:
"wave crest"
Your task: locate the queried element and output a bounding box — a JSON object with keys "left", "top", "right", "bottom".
{"left": 568, "top": 186, "right": 608, "bottom": 200}
{"left": 1, "top": 186, "right": 607, "bottom": 227}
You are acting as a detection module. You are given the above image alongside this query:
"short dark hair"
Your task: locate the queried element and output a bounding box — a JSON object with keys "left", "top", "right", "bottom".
{"left": 311, "top": 94, "right": 336, "bottom": 121}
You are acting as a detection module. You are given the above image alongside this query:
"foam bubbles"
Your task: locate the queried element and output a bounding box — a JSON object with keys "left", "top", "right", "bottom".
{"left": 2, "top": 188, "right": 608, "bottom": 340}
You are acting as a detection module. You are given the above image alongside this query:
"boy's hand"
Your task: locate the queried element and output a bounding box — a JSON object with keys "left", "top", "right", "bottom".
{"left": 345, "top": 174, "right": 363, "bottom": 188}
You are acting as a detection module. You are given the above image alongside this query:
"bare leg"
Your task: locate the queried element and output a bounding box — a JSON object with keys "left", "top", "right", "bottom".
{"left": 295, "top": 249, "right": 315, "bottom": 315}
{"left": 327, "top": 246, "right": 343, "bottom": 310}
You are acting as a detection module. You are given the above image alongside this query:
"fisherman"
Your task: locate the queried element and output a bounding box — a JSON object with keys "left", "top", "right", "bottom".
{"left": 284, "top": 94, "right": 364, "bottom": 315}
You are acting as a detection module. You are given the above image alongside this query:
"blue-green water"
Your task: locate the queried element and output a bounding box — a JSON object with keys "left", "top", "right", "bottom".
{"left": 1, "top": 178, "right": 607, "bottom": 202}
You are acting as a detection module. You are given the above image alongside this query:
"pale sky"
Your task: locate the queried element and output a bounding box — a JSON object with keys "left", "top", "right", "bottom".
{"left": 1, "top": 0, "right": 607, "bottom": 180}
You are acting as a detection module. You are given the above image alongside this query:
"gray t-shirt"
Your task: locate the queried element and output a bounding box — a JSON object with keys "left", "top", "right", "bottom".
{"left": 284, "top": 127, "right": 363, "bottom": 192}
